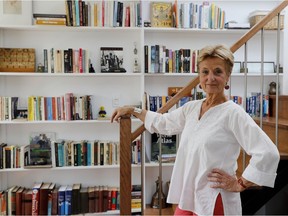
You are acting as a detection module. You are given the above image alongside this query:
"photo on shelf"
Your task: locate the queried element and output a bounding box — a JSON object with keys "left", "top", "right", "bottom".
{"left": 25, "top": 132, "right": 56, "bottom": 168}
{"left": 0, "top": 0, "right": 32, "bottom": 25}
{"left": 100, "top": 47, "right": 126, "bottom": 73}
{"left": 11, "top": 97, "right": 28, "bottom": 121}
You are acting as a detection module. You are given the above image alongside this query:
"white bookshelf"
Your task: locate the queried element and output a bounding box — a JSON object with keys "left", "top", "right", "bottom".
{"left": 0, "top": 0, "right": 287, "bottom": 212}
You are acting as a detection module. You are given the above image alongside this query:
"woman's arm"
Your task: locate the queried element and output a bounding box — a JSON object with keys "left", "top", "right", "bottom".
{"left": 111, "top": 106, "right": 147, "bottom": 123}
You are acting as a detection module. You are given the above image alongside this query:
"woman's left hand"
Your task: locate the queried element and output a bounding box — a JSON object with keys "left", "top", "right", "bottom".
{"left": 207, "top": 168, "right": 243, "bottom": 192}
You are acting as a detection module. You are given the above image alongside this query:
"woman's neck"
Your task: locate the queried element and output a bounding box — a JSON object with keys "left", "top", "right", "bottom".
{"left": 204, "top": 94, "right": 227, "bottom": 107}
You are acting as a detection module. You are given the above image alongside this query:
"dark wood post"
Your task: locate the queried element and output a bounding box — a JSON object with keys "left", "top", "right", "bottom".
{"left": 120, "top": 115, "right": 132, "bottom": 215}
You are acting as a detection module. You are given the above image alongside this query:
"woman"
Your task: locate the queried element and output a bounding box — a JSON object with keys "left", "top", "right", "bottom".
{"left": 111, "top": 44, "right": 279, "bottom": 215}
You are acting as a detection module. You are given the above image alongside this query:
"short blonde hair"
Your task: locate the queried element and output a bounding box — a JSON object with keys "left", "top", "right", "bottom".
{"left": 197, "top": 44, "right": 234, "bottom": 75}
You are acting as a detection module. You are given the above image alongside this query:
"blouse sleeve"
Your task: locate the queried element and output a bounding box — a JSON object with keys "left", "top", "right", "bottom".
{"left": 144, "top": 105, "right": 187, "bottom": 135}
{"left": 229, "top": 107, "right": 280, "bottom": 187}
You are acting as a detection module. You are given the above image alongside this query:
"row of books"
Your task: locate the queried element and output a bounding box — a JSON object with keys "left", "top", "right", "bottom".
{"left": 0, "top": 94, "right": 93, "bottom": 122}
{"left": 144, "top": 93, "right": 194, "bottom": 112}
{"left": 246, "top": 93, "right": 269, "bottom": 117}
{"left": 0, "top": 183, "right": 125, "bottom": 216}
{"left": 54, "top": 138, "right": 141, "bottom": 167}
{"left": 33, "top": 14, "right": 67, "bottom": 26}
{"left": 43, "top": 48, "right": 90, "bottom": 74}
{"left": 0, "top": 137, "right": 142, "bottom": 170}
{"left": 150, "top": 1, "right": 225, "bottom": 29}
{"left": 144, "top": 45, "right": 199, "bottom": 73}
{"left": 174, "top": 1, "right": 226, "bottom": 29}
{"left": 65, "top": 0, "right": 141, "bottom": 27}
{"left": 54, "top": 140, "right": 120, "bottom": 167}
{"left": 1, "top": 183, "right": 142, "bottom": 216}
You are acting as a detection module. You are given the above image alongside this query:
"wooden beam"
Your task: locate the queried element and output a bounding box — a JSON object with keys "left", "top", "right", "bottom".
{"left": 120, "top": 115, "right": 132, "bottom": 215}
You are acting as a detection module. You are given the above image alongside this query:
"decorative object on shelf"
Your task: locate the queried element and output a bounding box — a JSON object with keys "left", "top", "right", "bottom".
{"left": 100, "top": 47, "right": 126, "bottom": 73}
{"left": 89, "top": 59, "right": 95, "bottom": 73}
{"left": 133, "top": 42, "right": 140, "bottom": 73}
{"left": 98, "top": 106, "right": 107, "bottom": 118}
{"left": 0, "top": 0, "right": 32, "bottom": 25}
{"left": 151, "top": 177, "right": 167, "bottom": 209}
{"left": 25, "top": 132, "right": 55, "bottom": 168}
{"left": 0, "top": 48, "right": 35, "bottom": 72}
{"left": 249, "top": 10, "right": 284, "bottom": 30}
{"left": 37, "top": 63, "right": 45, "bottom": 72}
{"left": 269, "top": 82, "right": 277, "bottom": 95}
{"left": 150, "top": 2, "right": 173, "bottom": 28}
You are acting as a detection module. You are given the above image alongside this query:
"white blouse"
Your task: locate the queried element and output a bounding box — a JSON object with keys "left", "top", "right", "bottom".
{"left": 145, "top": 99, "right": 279, "bottom": 215}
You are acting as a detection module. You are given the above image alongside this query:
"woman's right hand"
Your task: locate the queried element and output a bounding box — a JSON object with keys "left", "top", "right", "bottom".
{"left": 110, "top": 106, "right": 133, "bottom": 123}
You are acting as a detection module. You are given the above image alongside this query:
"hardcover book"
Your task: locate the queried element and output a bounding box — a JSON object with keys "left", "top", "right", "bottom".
{"left": 150, "top": 2, "right": 173, "bottom": 28}
{"left": 32, "top": 182, "right": 43, "bottom": 216}
{"left": 151, "top": 133, "right": 177, "bottom": 162}
{"left": 100, "top": 47, "right": 126, "bottom": 73}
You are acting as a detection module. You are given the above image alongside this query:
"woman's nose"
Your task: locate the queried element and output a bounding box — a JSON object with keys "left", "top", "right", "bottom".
{"left": 208, "top": 73, "right": 216, "bottom": 81}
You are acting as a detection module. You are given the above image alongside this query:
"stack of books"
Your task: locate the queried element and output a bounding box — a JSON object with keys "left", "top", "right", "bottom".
{"left": 33, "top": 14, "right": 67, "bottom": 26}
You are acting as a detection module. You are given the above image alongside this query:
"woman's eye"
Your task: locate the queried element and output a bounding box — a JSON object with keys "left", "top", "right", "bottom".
{"left": 201, "top": 69, "right": 209, "bottom": 74}
{"left": 215, "top": 68, "right": 223, "bottom": 75}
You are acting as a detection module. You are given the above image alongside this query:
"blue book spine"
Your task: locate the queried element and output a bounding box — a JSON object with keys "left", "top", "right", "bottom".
{"left": 58, "top": 186, "right": 66, "bottom": 216}
{"left": 87, "top": 142, "right": 91, "bottom": 166}
{"left": 65, "top": 186, "right": 72, "bottom": 215}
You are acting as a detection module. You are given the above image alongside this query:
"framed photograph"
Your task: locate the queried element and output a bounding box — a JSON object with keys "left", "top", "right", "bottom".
{"left": 0, "top": 0, "right": 32, "bottom": 25}
{"left": 232, "top": 61, "right": 241, "bottom": 73}
{"left": 150, "top": 2, "right": 173, "bottom": 27}
{"left": 100, "top": 47, "right": 126, "bottom": 73}
{"left": 27, "top": 132, "right": 56, "bottom": 167}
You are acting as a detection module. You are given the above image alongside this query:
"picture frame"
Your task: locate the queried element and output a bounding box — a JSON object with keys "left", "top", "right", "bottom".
{"left": 0, "top": 0, "right": 32, "bottom": 25}
{"left": 241, "top": 61, "right": 275, "bottom": 73}
{"left": 100, "top": 47, "right": 126, "bottom": 73}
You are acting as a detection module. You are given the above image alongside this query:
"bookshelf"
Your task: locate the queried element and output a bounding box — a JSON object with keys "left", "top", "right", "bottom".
{"left": 0, "top": 0, "right": 287, "bottom": 214}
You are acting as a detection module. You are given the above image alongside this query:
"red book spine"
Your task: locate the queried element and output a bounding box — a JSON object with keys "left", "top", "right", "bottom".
{"left": 79, "top": 48, "right": 83, "bottom": 73}
{"left": 31, "top": 190, "right": 40, "bottom": 215}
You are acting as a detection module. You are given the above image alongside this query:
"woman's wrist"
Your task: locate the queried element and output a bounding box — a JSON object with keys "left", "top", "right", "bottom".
{"left": 237, "top": 178, "right": 247, "bottom": 190}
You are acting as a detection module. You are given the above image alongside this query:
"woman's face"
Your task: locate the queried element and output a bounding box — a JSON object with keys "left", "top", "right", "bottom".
{"left": 198, "top": 57, "right": 230, "bottom": 95}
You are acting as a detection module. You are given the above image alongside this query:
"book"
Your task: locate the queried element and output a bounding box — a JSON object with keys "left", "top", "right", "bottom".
{"left": 151, "top": 133, "right": 177, "bottom": 162}
{"left": 47, "top": 183, "right": 55, "bottom": 215}
{"left": 80, "top": 187, "right": 88, "bottom": 213}
{"left": 58, "top": 185, "right": 67, "bottom": 216}
{"left": 31, "top": 182, "right": 43, "bottom": 216}
{"left": 71, "top": 183, "right": 81, "bottom": 215}
{"left": 150, "top": 2, "right": 173, "bottom": 27}
{"left": 224, "top": 21, "right": 250, "bottom": 29}
{"left": 15, "top": 186, "right": 25, "bottom": 215}
{"left": 39, "top": 183, "right": 51, "bottom": 215}
{"left": 51, "top": 187, "right": 59, "bottom": 216}
{"left": 88, "top": 186, "right": 95, "bottom": 213}
{"left": 64, "top": 185, "right": 72, "bottom": 215}
{"left": 100, "top": 47, "right": 126, "bottom": 73}
{"left": 23, "top": 189, "right": 33, "bottom": 215}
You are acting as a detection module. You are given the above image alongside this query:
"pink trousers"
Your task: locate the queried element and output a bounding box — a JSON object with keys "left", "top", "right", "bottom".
{"left": 174, "top": 194, "right": 224, "bottom": 215}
